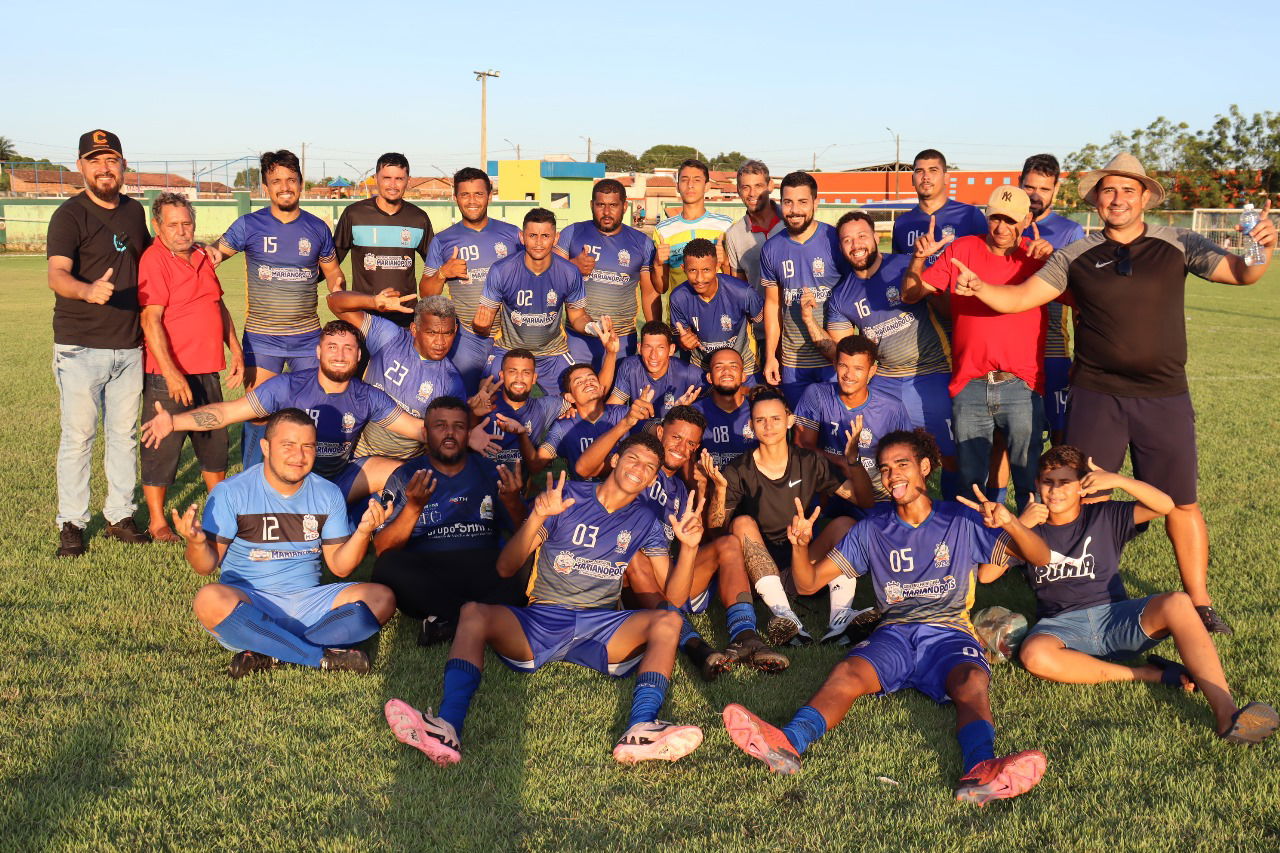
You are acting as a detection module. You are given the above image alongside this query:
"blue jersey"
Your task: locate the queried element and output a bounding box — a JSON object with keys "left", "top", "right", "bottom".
{"left": 609, "top": 354, "right": 705, "bottom": 417}
{"left": 557, "top": 222, "right": 655, "bottom": 336}
{"left": 480, "top": 253, "right": 586, "bottom": 355}
{"left": 378, "top": 455, "right": 514, "bottom": 554}
{"left": 484, "top": 393, "right": 565, "bottom": 469}
{"left": 1032, "top": 211, "right": 1086, "bottom": 250}
{"left": 826, "top": 254, "right": 951, "bottom": 378}
{"left": 694, "top": 396, "right": 756, "bottom": 468}
{"left": 891, "top": 199, "right": 988, "bottom": 262}
{"left": 829, "top": 501, "right": 1014, "bottom": 637}
{"left": 423, "top": 218, "right": 522, "bottom": 331}
{"left": 246, "top": 370, "right": 400, "bottom": 479}
{"left": 669, "top": 274, "right": 764, "bottom": 372}
{"left": 221, "top": 207, "right": 336, "bottom": 336}
{"left": 639, "top": 468, "right": 689, "bottom": 546}
{"left": 759, "top": 223, "right": 849, "bottom": 368}
{"left": 1029, "top": 212, "right": 1086, "bottom": 360}
{"left": 541, "top": 404, "right": 632, "bottom": 480}
{"left": 529, "top": 481, "right": 669, "bottom": 609}
{"left": 205, "top": 464, "right": 351, "bottom": 593}
{"left": 793, "top": 384, "right": 912, "bottom": 501}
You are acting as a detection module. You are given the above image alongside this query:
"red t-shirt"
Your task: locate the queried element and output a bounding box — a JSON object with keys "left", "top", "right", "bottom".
{"left": 137, "top": 243, "right": 226, "bottom": 375}
{"left": 923, "top": 235, "right": 1047, "bottom": 396}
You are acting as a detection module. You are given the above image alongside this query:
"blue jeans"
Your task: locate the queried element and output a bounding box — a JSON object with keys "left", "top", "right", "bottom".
{"left": 952, "top": 376, "right": 1044, "bottom": 511}
{"left": 52, "top": 344, "right": 143, "bottom": 528}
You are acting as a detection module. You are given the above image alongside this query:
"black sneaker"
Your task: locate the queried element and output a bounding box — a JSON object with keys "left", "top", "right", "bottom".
{"left": 417, "top": 616, "right": 456, "bottom": 648}
{"left": 228, "top": 651, "right": 277, "bottom": 678}
{"left": 1196, "top": 606, "right": 1234, "bottom": 636}
{"left": 56, "top": 522, "right": 86, "bottom": 557}
{"left": 843, "top": 607, "right": 883, "bottom": 646}
{"left": 723, "top": 630, "right": 790, "bottom": 673}
{"left": 321, "top": 648, "right": 371, "bottom": 674}
{"left": 683, "top": 638, "right": 731, "bottom": 682}
{"left": 104, "top": 517, "right": 152, "bottom": 545}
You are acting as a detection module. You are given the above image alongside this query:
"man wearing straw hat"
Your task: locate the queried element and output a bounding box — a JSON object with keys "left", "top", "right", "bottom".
{"left": 943, "top": 152, "right": 1276, "bottom": 635}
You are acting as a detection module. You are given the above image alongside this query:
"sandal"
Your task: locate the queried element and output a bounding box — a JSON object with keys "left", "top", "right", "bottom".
{"left": 1219, "top": 702, "right": 1279, "bottom": 745}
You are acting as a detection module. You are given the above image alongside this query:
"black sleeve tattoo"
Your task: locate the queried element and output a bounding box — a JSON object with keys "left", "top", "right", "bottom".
{"left": 191, "top": 409, "right": 223, "bottom": 429}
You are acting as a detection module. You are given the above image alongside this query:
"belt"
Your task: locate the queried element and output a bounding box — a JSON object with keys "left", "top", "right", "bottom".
{"left": 984, "top": 370, "right": 1019, "bottom": 382}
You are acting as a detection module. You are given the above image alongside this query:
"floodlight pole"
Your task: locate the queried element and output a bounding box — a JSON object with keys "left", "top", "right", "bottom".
{"left": 474, "top": 69, "right": 500, "bottom": 169}
{"left": 886, "top": 127, "right": 900, "bottom": 200}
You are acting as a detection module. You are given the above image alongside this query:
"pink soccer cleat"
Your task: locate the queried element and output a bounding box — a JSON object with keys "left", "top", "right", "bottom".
{"left": 384, "top": 699, "right": 461, "bottom": 766}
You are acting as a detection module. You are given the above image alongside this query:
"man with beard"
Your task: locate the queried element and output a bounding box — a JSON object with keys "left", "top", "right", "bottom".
{"left": 556, "top": 178, "right": 656, "bottom": 362}
{"left": 372, "top": 397, "right": 529, "bottom": 647}
{"left": 171, "top": 408, "right": 396, "bottom": 678}
{"left": 537, "top": 363, "right": 636, "bottom": 480}
{"left": 47, "top": 129, "right": 154, "bottom": 555}
{"left": 669, "top": 239, "right": 764, "bottom": 373}
{"left": 333, "top": 152, "right": 435, "bottom": 329}
{"left": 724, "top": 160, "right": 784, "bottom": 361}
{"left": 759, "top": 172, "right": 851, "bottom": 406}
{"left": 694, "top": 348, "right": 757, "bottom": 469}
{"left": 891, "top": 149, "right": 989, "bottom": 261}
{"left": 141, "top": 320, "right": 481, "bottom": 501}
{"left": 650, "top": 159, "right": 734, "bottom": 311}
{"left": 803, "top": 211, "right": 958, "bottom": 496}
{"left": 607, "top": 321, "right": 704, "bottom": 418}
{"left": 422, "top": 168, "right": 521, "bottom": 391}
{"left": 476, "top": 347, "right": 588, "bottom": 473}
{"left": 213, "top": 149, "right": 346, "bottom": 468}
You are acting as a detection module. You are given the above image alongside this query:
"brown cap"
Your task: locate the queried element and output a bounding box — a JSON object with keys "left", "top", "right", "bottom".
{"left": 986, "top": 185, "right": 1031, "bottom": 223}
{"left": 78, "top": 129, "right": 122, "bottom": 159}
{"left": 1078, "top": 152, "right": 1165, "bottom": 209}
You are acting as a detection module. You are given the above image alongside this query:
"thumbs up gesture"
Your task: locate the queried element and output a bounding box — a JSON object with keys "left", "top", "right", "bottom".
{"left": 441, "top": 245, "right": 468, "bottom": 280}
{"left": 572, "top": 244, "right": 597, "bottom": 276}
{"left": 950, "top": 258, "right": 983, "bottom": 296}
{"left": 84, "top": 266, "right": 115, "bottom": 304}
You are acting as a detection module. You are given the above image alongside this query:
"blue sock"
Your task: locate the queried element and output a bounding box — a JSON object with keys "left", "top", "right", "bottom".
{"left": 628, "top": 671, "right": 669, "bottom": 727}
{"left": 781, "top": 705, "right": 827, "bottom": 756}
{"left": 726, "top": 602, "right": 757, "bottom": 640}
{"left": 940, "top": 469, "right": 961, "bottom": 500}
{"left": 241, "top": 421, "right": 266, "bottom": 469}
{"left": 213, "top": 602, "right": 323, "bottom": 667}
{"left": 957, "top": 719, "right": 997, "bottom": 773}
{"left": 439, "top": 658, "right": 483, "bottom": 736}
{"left": 302, "top": 601, "right": 382, "bottom": 648}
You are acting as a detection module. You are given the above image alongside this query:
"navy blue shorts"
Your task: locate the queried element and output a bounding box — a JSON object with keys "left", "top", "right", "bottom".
{"left": 448, "top": 326, "right": 495, "bottom": 395}
{"left": 499, "top": 603, "right": 643, "bottom": 677}
{"left": 1025, "top": 596, "right": 1163, "bottom": 661}
{"left": 1043, "top": 357, "right": 1071, "bottom": 435}
{"left": 242, "top": 330, "right": 320, "bottom": 374}
{"left": 846, "top": 622, "right": 989, "bottom": 704}
{"left": 871, "top": 372, "right": 955, "bottom": 457}
{"left": 779, "top": 364, "right": 835, "bottom": 410}
{"left": 485, "top": 337, "right": 594, "bottom": 397}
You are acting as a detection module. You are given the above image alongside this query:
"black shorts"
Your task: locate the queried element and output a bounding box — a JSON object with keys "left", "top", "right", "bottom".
{"left": 765, "top": 539, "right": 793, "bottom": 571}
{"left": 140, "top": 372, "right": 229, "bottom": 486}
{"left": 1064, "top": 386, "right": 1197, "bottom": 505}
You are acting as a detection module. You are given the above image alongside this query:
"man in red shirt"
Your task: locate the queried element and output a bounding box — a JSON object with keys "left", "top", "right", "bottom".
{"left": 902, "top": 186, "right": 1050, "bottom": 511}
{"left": 138, "top": 193, "right": 244, "bottom": 541}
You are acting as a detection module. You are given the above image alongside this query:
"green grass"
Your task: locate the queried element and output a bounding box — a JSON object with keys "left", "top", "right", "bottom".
{"left": 2, "top": 254, "right": 1279, "bottom": 851}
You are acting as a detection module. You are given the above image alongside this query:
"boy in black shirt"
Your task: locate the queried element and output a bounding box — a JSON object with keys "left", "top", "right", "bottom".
{"left": 981, "top": 446, "right": 1276, "bottom": 744}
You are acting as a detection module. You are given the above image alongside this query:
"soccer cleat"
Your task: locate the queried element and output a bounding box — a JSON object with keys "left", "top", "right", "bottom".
{"left": 320, "top": 647, "right": 371, "bottom": 674}
{"left": 1219, "top": 702, "right": 1279, "bottom": 745}
{"left": 103, "top": 517, "right": 152, "bottom": 544}
{"left": 954, "top": 750, "right": 1047, "bottom": 806}
{"left": 842, "top": 607, "right": 883, "bottom": 646}
{"left": 789, "top": 625, "right": 815, "bottom": 647}
{"left": 683, "top": 639, "right": 732, "bottom": 682}
{"left": 724, "top": 630, "right": 789, "bottom": 673}
{"left": 765, "top": 612, "right": 803, "bottom": 647}
{"left": 418, "top": 616, "right": 456, "bottom": 648}
{"left": 56, "top": 522, "right": 86, "bottom": 558}
{"left": 722, "top": 703, "right": 801, "bottom": 774}
{"left": 227, "top": 650, "right": 277, "bottom": 679}
{"left": 1196, "top": 606, "right": 1234, "bottom": 636}
{"left": 385, "top": 700, "right": 462, "bottom": 765}
{"left": 612, "top": 720, "right": 704, "bottom": 764}
{"left": 821, "top": 607, "right": 858, "bottom": 645}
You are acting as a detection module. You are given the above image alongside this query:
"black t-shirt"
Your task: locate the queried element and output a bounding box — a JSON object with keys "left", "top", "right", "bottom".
{"left": 333, "top": 197, "right": 434, "bottom": 328}
{"left": 1020, "top": 501, "right": 1147, "bottom": 618}
{"left": 723, "top": 445, "right": 842, "bottom": 544}
{"left": 46, "top": 192, "right": 151, "bottom": 348}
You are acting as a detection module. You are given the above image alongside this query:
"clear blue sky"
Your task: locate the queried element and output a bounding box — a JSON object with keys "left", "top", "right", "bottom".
{"left": 6, "top": 0, "right": 1275, "bottom": 180}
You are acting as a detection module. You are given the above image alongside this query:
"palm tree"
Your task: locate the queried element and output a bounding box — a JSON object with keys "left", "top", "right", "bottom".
{"left": 0, "top": 136, "right": 17, "bottom": 161}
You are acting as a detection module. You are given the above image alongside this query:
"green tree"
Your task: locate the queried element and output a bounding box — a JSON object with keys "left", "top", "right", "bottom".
{"left": 639, "top": 144, "right": 702, "bottom": 171}
{"left": 596, "top": 149, "right": 641, "bottom": 172}
{"left": 708, "top": 151, "right": 749, "bottom": 172}
{"left": 233, "top": 167, "right": 261, "bottom": 189}
{"left": 0, "top": 136, "right": 17, "bottom": 161}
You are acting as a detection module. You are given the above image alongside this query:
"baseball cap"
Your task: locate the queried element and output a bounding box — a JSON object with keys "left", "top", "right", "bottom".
{"left": 78, "top": 129, "right": 123, "bottom": 159}
{"left": 986, "top": 185, "right": 1030, "bottom": 223}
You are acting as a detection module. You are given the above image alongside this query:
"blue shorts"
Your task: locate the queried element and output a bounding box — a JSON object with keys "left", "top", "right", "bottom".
{"left": 498, "top": 603, "right": 643, "bottom": 677}
{"left": 779, "top": 364, "right": 835, "bottom": 409}
{"left": 449, "top": 326, "right": 495, "bottom": 395}
{"left": 242, "top": 330, "right": 320, "bottom": 374}
{"left": 871, "top": 372, "right": 955, "bottom": 457}
{"left": 1043, "top": 357, "right": 1071, "bottom": 435}
{"left": 211, "top": 582, "right": 356, "bottom": 650}
{"left": 847, "top": 622, "right": 989, "bottom": 704}
{"left": 682, "top": 579, "right": 715, "bottom": 615}
{"left": 1025, "top": 596, "right": 1162, "bottom": 661}
{"left": 486, "top": 337, "right": 594, "bottom": 396}
{"left": 328, "top": 456, "right": 371, "bottom": 501}
{"left": 568, "top": 327, "right": 638, "bottom": 369}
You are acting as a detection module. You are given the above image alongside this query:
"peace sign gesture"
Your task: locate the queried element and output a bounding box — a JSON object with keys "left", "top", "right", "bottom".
{"left": 670, "top": 488, "right": 707, "bottom": 548}
{"left": 843, "top": 414, "right": 865, "bottom": 462}
{"left": 786, "top": 497, "right": 822, "bottom": 547}
{"left": 374, "top": 287, "right": 418, "bottom": 313}
{"left": 468, "top": 375, "right": 501, "bottom": 417}
{"left": 533, "top": 471, "right": 577, "bottom": 517}
{"left": 1025, "top": 220, "right": 1054, "bottom": 260}
{"left": 673, "top": 384, "right": 701, "bottom": 407}
{"left": 955, "top": 483, "right": 1014, "bottom": 528}
{"left": 913, "top": 215, "right": 954, "bottom": 260}
{"left": 697, "top": 448, "right": 727, "bottom": 489}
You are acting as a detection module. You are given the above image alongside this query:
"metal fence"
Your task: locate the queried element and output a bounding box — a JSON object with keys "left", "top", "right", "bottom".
{"left": 0, "top": 158, "right": 257, "bottom": 199}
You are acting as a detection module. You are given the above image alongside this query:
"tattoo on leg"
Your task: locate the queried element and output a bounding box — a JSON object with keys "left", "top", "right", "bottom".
{"left": 191, "top": 410, "right": 223, "bottom": 429}
{"left": 742, "top": 536, "right": 781, "bottom": 584}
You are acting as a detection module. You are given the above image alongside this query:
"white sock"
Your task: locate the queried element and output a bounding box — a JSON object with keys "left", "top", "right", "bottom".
{"left": 827, "top": 575, "right": 856, "bottom": 619}
{"left": 753, "top": 574, "right": 793, "bottom": 618}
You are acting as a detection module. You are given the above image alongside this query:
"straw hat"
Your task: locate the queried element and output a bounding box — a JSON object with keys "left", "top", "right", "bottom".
{"left": 1078, "top": 152, "right": 1165, "bottom": 209}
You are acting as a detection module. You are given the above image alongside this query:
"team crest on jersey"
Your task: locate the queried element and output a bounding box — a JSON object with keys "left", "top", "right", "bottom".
{"left": 664, "top": 392, "right": 675, "bottom": 410}
{"left": 886, "top": 286, "right": 902, "bottom": 306}
{"left": 934, "top": 541, "right": 951, "bottom": 568}
{"left": 401, "top": 228, "right": 412, "bottom": 246}
{"left": 617, "top": 249, "right": 631, "bottom": 267}
{"left": 417, "top": 381, "right": 434, "bottom": 401}
{"left": 743, "top": 422, "right": 756, "bottom": 440}
{"left": 511, "top": 310, "right": 525, "bottom": 325}
{"left": 859, "top": 428, "right": 873, "bottom": 448}
{"left": 259, "top": 265, "right": 273, "bottom": 281}
{"left": 341, "top": 412, "right": 356, "bottom": 432}
{"left": 298, "top": 238, "right": 312, "bottom": 256}
{"left": 302, "top": 514, "right": 319, "bottom": 541}
{"left": 494, "top": 242, "right": 509, "bottom": 258}
{"left": 884, "top": 581, "right": 905, "bottom": 604}
{"left": 553, "top": 551, "right": 575, "bottom": 573}
{"left": 615, "top": 530, "right": 632, "bottom": 553}
{"left": 363, "top": 254, "right": 377, "bottom": 271}
{"left": 811, "top": 257, "right": 826, "bottom": 278}
{"left": 719, "top": 314, "right": 733, "bottom": 332}
{"left": 479, "top": 495, "right": 494, "bottom": 520}
{"left": 545, "top": 290, "right": 558, "bottom": 306}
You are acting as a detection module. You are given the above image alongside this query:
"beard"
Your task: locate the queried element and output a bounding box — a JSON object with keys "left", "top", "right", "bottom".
{"left": 850, "top": 247, "right": 879, "bottom": 272}
{"left": 432, "top": 441, "right": 465, "bottom": 465}
{"left": 319, "top": 361, "right": 358, "bottom": 383}
{"left": 712, "top": 380, "right": 741, "bottom": 396}
{"left": 504, "top": 386, "right": 531, "bottom": 404}
{"left": 86, "top": 175, "right": 120, "bottom": 203}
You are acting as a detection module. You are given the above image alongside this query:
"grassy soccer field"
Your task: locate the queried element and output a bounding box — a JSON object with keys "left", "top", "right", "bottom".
{"left": 1, "top": 253, "right": 1278, "bottom": 851}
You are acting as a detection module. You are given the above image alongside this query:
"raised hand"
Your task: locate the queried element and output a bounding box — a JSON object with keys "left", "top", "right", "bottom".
{"left": 374, "top": 287, "right": 418, "bottom": 313}
{"left": 673, "top": 321, "right": 700, "bottom": 352}
{"left": 468, "top": 376, "right": 501, "bottom": 417}
{"left": 533, "top": 470, "right": 577, "bottom": 517}
{"left": 572, "top": 245, "right": 597, "bottom": 276}
{"left": 1079, "top": 456, "right": 1123, "bottom": 496}
{"left": 843, "top": 414, "right": 866, "bottom": 461}
{"left": 402, "top": 468, "right": 437, "bottom": 510}
{"left": 956, "top": 483, "right": 1014, "bottom": 528}
{"left": 800, "top": 287, "right": 817, "bottom": 319}
{"left": 913, "top": 215, "right": 954, "bottom": 259}
{"left": 674, "top": 384, "right": 701, "bottom": 407}
{"left": 626, "top": 385, "right": 656, "bottom": 426}
{"left": 1025, "top": 221, "right": 1054, "bottom": 260}
{"left": 494, "top": 413, "right": 526, "bottom": 435}
{"left": 141, "top": 400, "right": 174, "bottom": 448}
{"left": 1240, "top": 197, "right": 1277, "bottom": 250}
{"left": 1019, "top": 493, "right": 1049, "bottom": 528}
{"left": 655, "top": 240, "right": 671, "bottom": 265}
{"left": 357, "top": 495, "right": 395, "bottom": 534}
{"left": 670, "top": 488, "right": 707, "bottom": 548}
{"left": 786, "top": 497, "right": 821, "bottom": 547}
{"left": 951, "top": 258, "right": 983, "bottom": 296}
{"left": 497, "top": 460, "right": 523, "bottom": 496}
{"left": 441, "top": 246, "right": 468, "bottom": 280}
{"left": 698, "top": 448, "right": 727, "bottom": 489}
{"left": 170, "top": 502, "right": 206, "bottom": 544}
{"left": 598, "top": 314, "right": 620, "bottom": 355}
{"left": 468, "top": 417, "right": 502, "bottom": 457}
{"left": 84, "top": 266, "right": 114, "bottom": 304}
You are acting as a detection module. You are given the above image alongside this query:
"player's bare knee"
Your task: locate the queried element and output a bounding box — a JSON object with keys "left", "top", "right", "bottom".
{"left": 947, "top": 663, "right": 990, "bottom": 699}
{"left": 1018, "top": 639, "right": 1055, "bottom": 677}
{"left": 363, "top": 583, "right": 397, "bottom": 623}
{"left": 651, "top": 608, "right": 683, "bottom": 638}
{"left": 731, "top": 515, "right": 759, "bottom": 537}
{"left": 457, "top": 601, "right": 490, "bottom": 630}
{"left": 192, "top": 584, "right": 240, "bottom": 628}
{"left": 830, "top": 657, "right": 876, "bottom": 695}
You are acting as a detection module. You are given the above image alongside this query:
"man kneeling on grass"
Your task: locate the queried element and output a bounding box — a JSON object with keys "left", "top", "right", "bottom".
{"left": 986, "top": 445, "right": 1277, "bottom": 744}
{"left": 172, "top": 408, "right": 396, "bottom": 677}
{"left": 723, "top": 429, "right": 1053, "bottom": 805}
{"left": 385, "top": 434, "right": 708, "bottom": 766}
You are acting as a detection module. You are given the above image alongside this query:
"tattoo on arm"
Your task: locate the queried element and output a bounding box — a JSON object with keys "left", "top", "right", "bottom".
{"left": 707, "top": 490, "right": 725, "bottom": 529}
{"left": 191, "top": 410, "right": 223, "bottom": 429}
{"left": 742, "top": 536, "right": 781, "bottom": 584}
{"left": 814, "top": 337, "right": 836, "bottom": 362}
{"left": 834, "top": 481, "right": 854, "bottom": 500}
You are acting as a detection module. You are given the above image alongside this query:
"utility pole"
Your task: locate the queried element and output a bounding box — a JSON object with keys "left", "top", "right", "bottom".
{"left": 300, "top": 142, "right": 307, "bottom": 186}
{"left": 504, "top": 138, "right": 521, "bottom": 160}
{"left": 886, "top": 127, "right": 900, "bottom": 200}
{"left": 811, "top": 144, "right": 835, "bottom": 172}
{"left": 580, "top": 136, "right": 592, "bottom": 162}
{"left": 474, "top": 69, "right": 500, "bottom": 168}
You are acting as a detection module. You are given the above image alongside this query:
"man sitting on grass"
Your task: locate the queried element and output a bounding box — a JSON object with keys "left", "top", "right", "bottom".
{"left": 986, "top": 445, "right": 1277, "bottom": 744}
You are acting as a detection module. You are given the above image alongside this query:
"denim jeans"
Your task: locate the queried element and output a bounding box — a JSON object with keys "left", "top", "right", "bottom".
{"left": 52, "top": 344, "right": 142, "bottom": 528}
{"left": 952, "top": 377, "right": 1045, "bottom": 511}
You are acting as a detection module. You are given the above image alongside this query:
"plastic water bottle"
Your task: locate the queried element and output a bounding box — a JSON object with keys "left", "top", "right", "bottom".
{"left": 1240, "top": 204, "right": 1264, "bottom": 266}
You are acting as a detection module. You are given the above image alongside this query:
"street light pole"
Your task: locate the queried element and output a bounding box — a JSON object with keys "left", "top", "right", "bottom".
{"left": 579, "top": 136, "right": 592, "bottom": 162}
{"left": 504, "top": 137, "right": 521, "bottom": 160}
{"left": 812, "top": 144, "right": 835, "bottom": 171}
{"left": 886, "top": 127, "right": 900, "bottom": 200}
{"left": 474, "top": 69, "right": 500, "bottom": 169}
